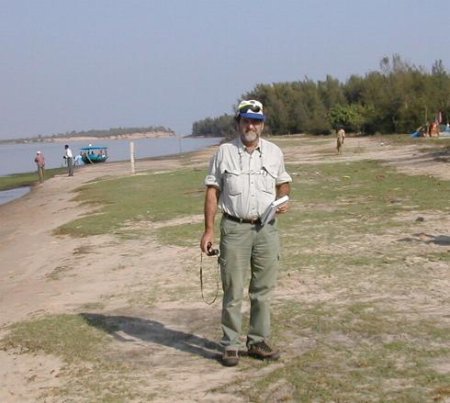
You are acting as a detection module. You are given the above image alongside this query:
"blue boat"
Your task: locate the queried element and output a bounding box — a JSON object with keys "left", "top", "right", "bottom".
{"left": 79, "top": 145, "right": 108, "bottom": 164}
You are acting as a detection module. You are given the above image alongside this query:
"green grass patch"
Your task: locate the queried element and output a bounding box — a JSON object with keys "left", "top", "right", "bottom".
{"left": 0, "top": 314, "right": 157, "bottom": 401}
{"left": 156, "top": 221, "right": 204, "bottom": 248}
{"left": 244, "top": 346, "right": 449, "bottom": 402}
{"left": 0, "top": 314, "right": 111, "bottom": 362}
{"left": 288, "top": 160, "right": 450, "bottom": 212}
{"left": 0, "top": 168, "right": 66, "bottom": 190}
{"left": 244, "top": 300, "right": 450, "bottom": 402}
{"left": 55, "top": 158, "right": 449, "bottom": 247}
{"left": 270, "top": 134, "right": 331, "bottom": 148}
{"left": 56, "top": 168, "right": 205, "bottom": 237}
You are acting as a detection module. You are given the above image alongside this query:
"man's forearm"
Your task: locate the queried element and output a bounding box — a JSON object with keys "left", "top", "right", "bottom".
{"left": 204, "top": 186, "right": 219, "bottom": 231}
{"left": 276, "top": 182, "right": 291, "bottom": 198}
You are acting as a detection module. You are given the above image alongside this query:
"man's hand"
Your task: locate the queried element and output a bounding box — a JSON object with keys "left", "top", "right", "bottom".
{"left": 277, "top": 202, "right": 289, "bottom": 214}
{"left": 200, "top": 231, "right": 214, "bottom": 254}
{"left": 276, "top": 182, "right": 291, "bottom": 214}
{"left": 200, "top": 186, "right": 220, "bottom": 253}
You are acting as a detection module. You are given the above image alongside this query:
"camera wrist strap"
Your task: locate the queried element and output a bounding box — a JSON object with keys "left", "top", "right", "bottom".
{"left": 200, "top": 252, "right": 220, "bottom": 305}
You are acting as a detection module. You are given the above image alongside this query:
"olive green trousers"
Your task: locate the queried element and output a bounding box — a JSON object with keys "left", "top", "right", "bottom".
{"left": 219, "top": 216, "right": 279, "bottom": 350}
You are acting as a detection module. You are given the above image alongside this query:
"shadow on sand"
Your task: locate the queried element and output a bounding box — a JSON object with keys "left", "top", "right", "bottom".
{"left": 80, "top": 313, "right": 222, "bottom": 361}
{"left": 399, "top": 233, "right": 450, "bottom": 246}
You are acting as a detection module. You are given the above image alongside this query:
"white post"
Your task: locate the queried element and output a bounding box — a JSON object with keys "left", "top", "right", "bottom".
{"left": 130, "top": 141, "right": 135, "bottom": 174}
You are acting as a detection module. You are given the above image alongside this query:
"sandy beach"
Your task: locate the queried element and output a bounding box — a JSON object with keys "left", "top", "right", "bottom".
{"left": 0, "top": 135, "right": 449, "bottom": 401}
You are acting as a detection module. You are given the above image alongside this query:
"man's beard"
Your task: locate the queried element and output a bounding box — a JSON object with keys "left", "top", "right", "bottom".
{"left": 241, "top": 131, "right": 258, "bottom": 144}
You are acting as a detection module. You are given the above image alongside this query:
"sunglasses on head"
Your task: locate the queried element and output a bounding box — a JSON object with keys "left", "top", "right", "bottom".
{"left": 239, "top": 104, "right": 261, "bottom": 113}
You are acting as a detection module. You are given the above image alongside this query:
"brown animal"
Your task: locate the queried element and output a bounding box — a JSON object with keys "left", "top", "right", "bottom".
{"left": 336, "top": 129, "right": 345, "bottom": 154}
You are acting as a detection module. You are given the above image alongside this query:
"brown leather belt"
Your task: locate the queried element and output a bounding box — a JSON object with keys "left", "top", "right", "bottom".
{"left": 223, "top": 212, "right": 261, "bottom": 225}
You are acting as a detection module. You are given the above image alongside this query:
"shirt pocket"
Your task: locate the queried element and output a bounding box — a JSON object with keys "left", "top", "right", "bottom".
{"left": 224, "top": 170, "right": 242, "bottom": 196}
{"left": 259, "top": 165, "right": 277, "bottom": 194}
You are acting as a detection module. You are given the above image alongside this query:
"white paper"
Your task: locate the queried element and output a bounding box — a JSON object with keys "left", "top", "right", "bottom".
{"left": 260, "top": 195, "right": 289, "bottom": 225}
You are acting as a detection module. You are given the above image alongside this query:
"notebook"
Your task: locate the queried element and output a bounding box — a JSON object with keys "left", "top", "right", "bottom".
{"left": 260, "top": 195, "right": 289, "bottom": 226}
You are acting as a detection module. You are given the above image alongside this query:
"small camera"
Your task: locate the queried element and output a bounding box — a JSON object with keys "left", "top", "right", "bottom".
{"left": 207, "top": 248, "right": 219, "bottom": 256}
{"left": 206, "top": 242, "right": 219, "bottom": 256}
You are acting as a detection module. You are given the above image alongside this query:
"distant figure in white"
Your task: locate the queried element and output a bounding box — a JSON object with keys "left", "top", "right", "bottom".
{"left": 336, "top": 128, "right": 345, "bottom": 154}
{"left": 63, "top": 144, "right": 74, "bottom": 176}
{"left": 74, "top": 153, "right": 83, "bottom": 167}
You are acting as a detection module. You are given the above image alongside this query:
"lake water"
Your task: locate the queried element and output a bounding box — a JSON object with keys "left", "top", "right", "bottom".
{"left": 0, "top": 136, "right": 220, "bottom": 176}
{"left": 0, "top": 186, "right": 31, "bottom": 205}
{"left": 0, "top": 136, "right": 220, "bottom": 205}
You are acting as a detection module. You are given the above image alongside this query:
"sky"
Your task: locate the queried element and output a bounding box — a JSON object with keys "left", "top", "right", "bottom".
{"left": 1, "top": 0, "right": 450, "bottom": 139}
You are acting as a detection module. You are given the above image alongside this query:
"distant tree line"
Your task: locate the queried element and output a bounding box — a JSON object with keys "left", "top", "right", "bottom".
{"left": 1, "top": 126, "right": 174, "bottom": 144}
{"left": 192, "top": 55, "right": 450, "bottom": 136}
{"left": 192, "top": 115, "right": 235, "bottom": 138}
{"left": 50, "top": 126, "right": 174, "bottom": 139}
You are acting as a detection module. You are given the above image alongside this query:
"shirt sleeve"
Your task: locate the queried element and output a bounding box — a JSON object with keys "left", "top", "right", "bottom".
{"left": 276, "top": 162, "right": 292, "bottom": 185}
{"left": 204, "top": 152, "right": 221, "bottom": 189}
{"left": 275, "top": 153, "right": 292, "bottom": 185}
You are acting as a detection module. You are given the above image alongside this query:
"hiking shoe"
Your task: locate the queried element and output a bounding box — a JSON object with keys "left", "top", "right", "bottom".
{"left": 222, "top": 349, "right": 239, "bottom": 367}
{"left": 247, "top": 341, "right": 280, "bottom": 361}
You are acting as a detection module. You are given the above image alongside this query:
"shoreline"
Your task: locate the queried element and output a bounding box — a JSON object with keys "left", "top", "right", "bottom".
{"left": 0, "top": 186, "right": 32, "bottom": 206}
{"left": 0, "top": 143, "right": 218, "bottom": 207}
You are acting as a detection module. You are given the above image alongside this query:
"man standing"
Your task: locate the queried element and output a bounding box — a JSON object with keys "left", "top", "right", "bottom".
{"left": 34, "top": 151, "right": 45, "bottom": 183}
{"left": 336, "top": 128, "right": 345, "bottom": 154}
{"left": 64, "top": 144, "right": 74, "bottom": 176}
{"left": 200, "top": 100, "right": 292, "bottom": 367}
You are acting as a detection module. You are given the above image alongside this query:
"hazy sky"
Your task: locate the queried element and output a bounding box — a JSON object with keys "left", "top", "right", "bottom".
{"left": 2, "top": 0, "right": 450, "bottom": 139}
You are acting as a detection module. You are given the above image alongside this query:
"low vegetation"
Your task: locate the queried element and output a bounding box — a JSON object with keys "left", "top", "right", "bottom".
{"left": 55, "top": 168, "right": 205, "bottom": 237}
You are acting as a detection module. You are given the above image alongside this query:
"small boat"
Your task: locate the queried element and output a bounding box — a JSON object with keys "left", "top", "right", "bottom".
{"left": 79, "top": 145, "right": 108, "bottom": 164}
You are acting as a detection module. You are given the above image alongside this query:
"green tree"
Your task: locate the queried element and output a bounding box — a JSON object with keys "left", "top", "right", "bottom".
{"left": 192, "top": 55, "right": 450, "bottom": 136}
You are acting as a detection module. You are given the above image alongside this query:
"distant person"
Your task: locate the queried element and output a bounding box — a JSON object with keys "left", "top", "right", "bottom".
{"left": 336, "top": 128, "right": 345, "bottom": 154}
{"left": 63, "top": 144, "right": 74, "bottom": 176}
{"left": 429, "top": 121, "right": 439, "bottom": 137}
{"left": 74, "top": 153, "right": 83, "bottom": 167}
{"left": 34, "top": 151, "right": 45, "bottom": 183}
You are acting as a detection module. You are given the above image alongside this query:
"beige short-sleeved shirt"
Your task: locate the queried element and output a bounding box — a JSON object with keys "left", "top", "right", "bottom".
{"left": 205, "top": 137, "right": 292, "bottom": 219}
